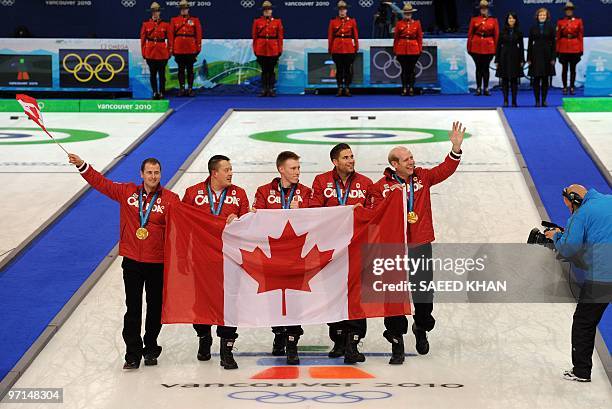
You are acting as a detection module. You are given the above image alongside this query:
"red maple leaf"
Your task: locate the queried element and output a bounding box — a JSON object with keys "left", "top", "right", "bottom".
{"left": 240, "top": 221, "right": 334, "bottom": 316}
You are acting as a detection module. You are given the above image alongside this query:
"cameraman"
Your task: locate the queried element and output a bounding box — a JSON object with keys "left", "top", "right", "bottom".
{"left": 544, "top": 184, "right": 612, "bottom": 382}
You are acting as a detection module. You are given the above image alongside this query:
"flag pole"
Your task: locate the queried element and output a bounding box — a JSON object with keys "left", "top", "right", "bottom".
{"left": 43, "top": 129, "right": 69, "bottom": 155}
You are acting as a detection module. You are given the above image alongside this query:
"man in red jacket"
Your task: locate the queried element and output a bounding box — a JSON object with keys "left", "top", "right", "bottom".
{"left": 170, "top": 0, "right": 202, "bottom": 97}
{"left": 252, "top": 151, "right": 311, "bottom": 365}
{"left": 252, "top": 1, "right": 284, "bottom": 97}
{"left": 367, "top": 121, "right": 465, "bottom": 364}
{"left": 67, "top": 153, "right": 179, "bottom": 370}
{"left": 311, "top": 143, "right": 372, "bottom": 364}
{"left": 182, "top": 154, "right": 249, "bottom": 370}
{"left": 140, "top": 2, "right": 173, "bottom": 100}
{"left": 328, "top": 1, "right": 359, "bottom": 97}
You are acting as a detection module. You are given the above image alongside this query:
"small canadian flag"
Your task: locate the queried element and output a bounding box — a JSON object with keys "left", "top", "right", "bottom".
{"left": 162, "top": 189, "right": 411, "bottom": 327}
{"left": 16, "top": 94, "right": 46, "bottom": 130}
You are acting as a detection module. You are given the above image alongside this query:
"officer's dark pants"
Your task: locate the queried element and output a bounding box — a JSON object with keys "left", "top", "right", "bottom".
{"left": 397, "top": 54, "right": 420, "bottom": 90}
{"left": 332, "top": 53, "right": 356, "bottom": 88}
{"left": 571, "top": 281, "right": 611, "bottom": 379}
{"left": 122, "top": 257, "right": 164, "bottom": 362}
{"left": 256, "top": 55, "right": 279, "bottom": 91}
{"left": 471, "top": 53, "right": 493, "bottom": 90}
{"left": 174, "top": 53, "right": 196, "bottom": 89}
{"left": 559, "top": 53, "right": 581, "bottom": 89}
{"left": 194, "top": 324, "right": 238, "bottom": 340}
{"left": 146, "top": 59, "right": 167, "bottom": 95}
{"left": 385, "top": 243, "right": 435, "bottom": 336}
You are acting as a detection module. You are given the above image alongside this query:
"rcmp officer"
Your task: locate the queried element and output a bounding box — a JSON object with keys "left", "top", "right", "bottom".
{"left": 170, "top": 0, "right": 202, "bottom": 97}
{"left": 467, "top": 0, "right": 499, "bottom": 96}
{"left": 140, "top": 2, "right": 173, "bottom": 100}
{"left": 67, "top": 153, "right": 179, "bottom": 370}
{"left": 182, "top": 155, "right": 250, "bottom": 370}
{"left": 556, "top": 2, "right": 583, "bottom": 95}
{"left": 393, "top": 3, "right": 423, "bottom": 96}
{"left": 310, "top": 143, "right": 373, "bottom": 364}
{"left": 367, "top": 122, "right": 465, "bottom": 364}
{"left": 252, "top": 1, "right": 284, "bottom": 97}
{"left": 252, "top": 151, "right": 311, "bottom": 365}
{"left": 328, "top": 1, "right": 359, "bottom": 97}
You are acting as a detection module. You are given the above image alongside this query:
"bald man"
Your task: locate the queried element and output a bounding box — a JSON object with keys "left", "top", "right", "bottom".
{"left": 545, "top": 184, "right": 612, "bottom": 382}
{"left": 367, "top": 121, "right": 465, "bottom": 364}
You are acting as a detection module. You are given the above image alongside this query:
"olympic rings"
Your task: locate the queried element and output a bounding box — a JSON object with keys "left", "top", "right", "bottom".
{"left": 372, "top": 48, "right": 435, "bottom": 80}
{"left": 359, "top": 0, "right": 375, "bottom": 7}
{"left": 62, "top": 53, "right": 126, "bottom": 83}
{"left": 228, "top": 390, "right": 393, "bottom": 404}
{"left": 241, "top": 0, "right": 256, "bottom": 8}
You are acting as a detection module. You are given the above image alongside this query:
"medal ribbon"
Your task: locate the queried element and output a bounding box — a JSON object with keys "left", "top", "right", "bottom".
{"left": 207, "top": 183, "right": 228, "bottom": 216}
{"left": 279, "top": 182, "right": 297, "bottom": 209}
{"left": 138, "top": 188, "right": 159, "bottom": 228}
{"left": 393, "top": 174, "right": 414, "bottom": 213}
{"left": 335, "top": 176, "right": 352, "bottom": 206}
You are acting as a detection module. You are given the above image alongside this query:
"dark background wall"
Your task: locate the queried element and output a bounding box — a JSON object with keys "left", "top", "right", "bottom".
{"left": 1, "top": 0, "right": 610, "bottom": 39}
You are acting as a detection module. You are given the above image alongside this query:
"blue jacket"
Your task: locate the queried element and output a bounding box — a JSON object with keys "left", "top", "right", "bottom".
{"left": 553, "top": 189, "right": 612, "bottom": 282}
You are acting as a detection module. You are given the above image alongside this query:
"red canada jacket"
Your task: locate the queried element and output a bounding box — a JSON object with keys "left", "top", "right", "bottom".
{"left": 253, "top": 178, "right": 311, "bottom": 209}
{"left": 328, "top": 16, "right": 359, "bottom": 54}
{"left": 393, "top": 19, "right": 423, "bottom": 55}
{"left": 182, "top": 177, "right": 250, "bottom": 218}
{"left": 170, "top": 15, "right": 202, "bottom": 55}
{"left": 468, "top": 16, "right": 499, "bottom": 55}
{"left": 367, "top": 151, "right": 462, "bottom": 245}
{"left": 140, "top": 19, "right": 173, "bottom": 60}
{"left": 78, "top": 163, "right": 179, "bottom": 264}
{"left": 556, "top": 17, "right": 584, "bottom": 54}
{"left": 310, "top": 169, "right": 372, "bottom": 207}
{"left": 252, "top": 16, "right": 284, "bottom": 57}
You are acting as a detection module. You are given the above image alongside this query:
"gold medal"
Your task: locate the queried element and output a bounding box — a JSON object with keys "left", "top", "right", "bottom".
{"left": 407, "top": 211, "right": 419, "bottom": 224}
{"left": 136, "top": 227, "right": 149, "bottom": 240}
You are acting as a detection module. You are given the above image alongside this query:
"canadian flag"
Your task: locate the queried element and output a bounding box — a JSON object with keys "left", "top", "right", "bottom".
{"left": 162, "top": 189, "right": 411, "bottom": 327}
{"left": 16, "top": 94, "right": 46, "bottom": 131}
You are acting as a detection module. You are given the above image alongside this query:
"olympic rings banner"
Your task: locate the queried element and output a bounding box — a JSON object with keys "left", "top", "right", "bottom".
{"left": 59, "top": 49, "right": 129, "bottom": 88}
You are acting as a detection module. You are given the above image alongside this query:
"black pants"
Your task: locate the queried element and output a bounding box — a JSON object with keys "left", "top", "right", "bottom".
{"left": 121, "top": 257, "right": 164, "bottom": 362}
{"left": 434, "top": 0, "right": 458, "bottom": 31}
{"left": 328, "top": 319, "right": 367, "bottom": 340}
{"left": 332, "top": 53, "right": 356, "bottom": 88}
{"left": 257, "top": 55, "right": 279, "bottom": 91}
{"left": 571, "top": 281, "right": 611, "bottom": 379}
{"left": 146, "top": 59, "right": 167, "bottom": 95}
{"left": 174, "top": 53, "right": 196, "bottom": 90}
{"left": 501, "top": 77, "right": 519, "bottom": 104}
{"left": 559, "top": 53, "right": 581, "bottom": 89}
{"left": 272, "top": 325, "right": 304, "bottom": 337}
{"left": 385, "top": 243, "right": 435, "bottom": 336}
{"left": 471, "top": 53, "right": 494, "bottom": 91}
{"left": 194, "top": 324, "right": 237, "bottom": 340}
{"left": 532, "top": 76, "right": 549, "bottom": 104}
{"left": 397, "top": 54, "right": 420, "bottom": 90}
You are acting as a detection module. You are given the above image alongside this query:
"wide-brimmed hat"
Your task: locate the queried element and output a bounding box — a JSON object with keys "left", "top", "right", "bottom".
{"left": 478, "top": 0, "right": 489, "bottom": 9}
{"left": 564, "top": 1, "right": 575, "bottom": 10}
{"left": 336, "top": 1, "right": 349, "bottom": 9}
{"left": 262, "top": 1, "right": 274, "bottom": 9}
{"left": 403, "top": 3, "right": 417, "bottom": 14}
{"left": 149, "top": 2, "right": 162, "bottom": 12}
{"left": 178, "top": 0, "right": 190, "bottom": 9}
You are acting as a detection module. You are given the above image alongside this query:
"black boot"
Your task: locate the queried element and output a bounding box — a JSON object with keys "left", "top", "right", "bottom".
{"left": 286, "top": 334, "right": 300, "bottom": 365}
{"left": 122, "top": 359, "right": 140, "bottom": 370}
{"left": 412, "top": 323, "right": 429, "bottom": 355}
{"left": 272, "top": 332, "right": 286, "bottom": 356}
{"left": 383, "top": 330, "right": 405, "bottom": 365}
{"left": 197, "top": 335, "right": 212, "bottom": 361}
{"left": 220, "top": 338, "right": 238, "bottom": 370}
{"left": 144, "top": 345, "right": 162, "bottom": 366}
{"left": 328, "top": 329, "right": 346, "bottom": 358}
{"left": 344, "top": 332, "right": 365, "bottom": 364}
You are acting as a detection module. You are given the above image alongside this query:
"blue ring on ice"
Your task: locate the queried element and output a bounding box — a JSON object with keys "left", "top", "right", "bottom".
{"left": 323, "top": 132, "right": 396, "bottom": 139}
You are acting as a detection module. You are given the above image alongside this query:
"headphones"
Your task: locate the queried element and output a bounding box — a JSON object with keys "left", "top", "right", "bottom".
{"left": 562, "top": 188, "right": 583, "bottom": 208}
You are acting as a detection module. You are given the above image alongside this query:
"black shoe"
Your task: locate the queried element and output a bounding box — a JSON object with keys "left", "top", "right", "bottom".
{"left": 258, "top": 90, "right": 268, "bottom": 97}
{"left": 408, "top": 87, "right": 414, "bottom": 96}
{"left": 570, "top": 87, "right": 575, "bottom": 95}
{"left": 268, "top": 89, "right": 276, "bottom": 97}
{"left": 328, "top": 330, "right": 346, "bottom": 358}
{"left": 383, "top": 330, "right": 405, "bottom": 365}
{"left": 220, "top": 338, "right": 238, "bottom": 370}
{"left": 178, "top": 88, "right": 185, "bottom": 97}
{"left": 512, "top": 102, "right": 518, "bottom": 107}
{"left": 401, "top": 88, "right": 407, "bottom": 96}
{"left": 344, "top": 88, "right": 352, "bottom": 97}
{"left": 143, "top": 345, "right": 162, "bottom": 366}
{"left": 187, "top": 89, "right": 196, "bottom": 97}
{"left": 484, "top": 89, "right": 491, "bottom": 96}
{"left": 152, "top": 93, "right": 160, "bottom": 100}
{"left": 412, "top": 323, "right": 429, "bottom": 355}
{"left": 197, "top": 335, "right": 212, "bottom": 361}
{"left": 144, "top": 355, "right": 158, "bottom": 366}
{"left": 542, "top": 101, "right": 548, "bottom": 107}
{"left": 286, "top": 334, "right": 300, "bottom": 365}
{"left": 535, "top": 101, "right": 541, "bottom": 107}
{"left": 562, "top": 87, "right": 568, "bottom": 95}
{"left": 475, "top": 88, "right": 482, "bottom": 96}
{"left": 344, "top": 332, "right": 365, "bottom": 364}
{"left": 122, "top": 360, "right": 140, "bottom": 370}
{"left": 503, "top": 100, "right": 509, "bottom": 107}
{"left": 272, "top": 332, "right": 286, "bottom": 356}
{"left": 336, "top": 88, "right": 343, "bottom": 97}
